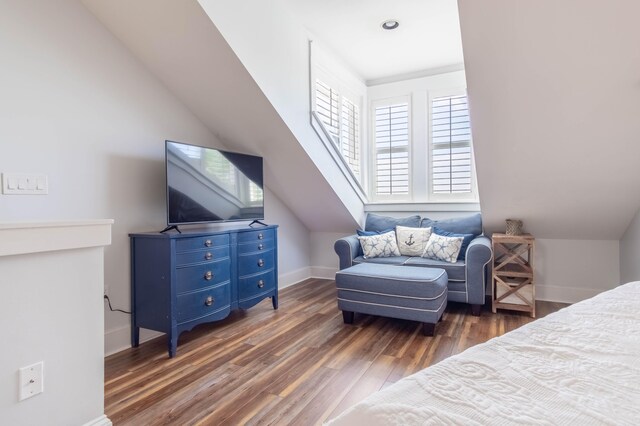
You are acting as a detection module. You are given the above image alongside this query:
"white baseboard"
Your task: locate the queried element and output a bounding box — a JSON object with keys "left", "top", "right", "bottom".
{"left": 310, "top": 266, "right": 338, "bottom": 279}
{"left": 535, "top": 284, "right": 613, "bottom": 304}
{"left": 83, "top": 414, "right": 112, "bottom": 426}
{"left": 279, "top": 267, "right": 312, "bottom": 289}
{"left": 105, "top": 324, "right": 163, "bottom": 357}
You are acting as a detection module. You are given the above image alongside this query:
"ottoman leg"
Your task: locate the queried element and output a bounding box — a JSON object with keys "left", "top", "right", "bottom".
{"left": 422, "top": 322, "right": 436, "bottom": 336}
{"left": 342, "top": 311, "right": 354, "bottom": 324}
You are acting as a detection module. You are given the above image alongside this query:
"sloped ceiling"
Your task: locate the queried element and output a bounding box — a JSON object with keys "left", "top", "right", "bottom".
{"left": 459, "top": 0, "right": 640, "bottom": 239}
{"left": 82, "top": 0, "right": 359, "bottom": 232}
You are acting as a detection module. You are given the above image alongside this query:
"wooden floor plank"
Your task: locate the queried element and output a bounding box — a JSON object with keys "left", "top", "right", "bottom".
{"left": 105, "top": 278, "right": 567, "bottom": 424}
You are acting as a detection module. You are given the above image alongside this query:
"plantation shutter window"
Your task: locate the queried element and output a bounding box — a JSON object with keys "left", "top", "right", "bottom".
{"left": 374, "top": 102, "right": 410, "bottom": 196}
{"left": 341, "top": 97, "right": 360, "bottom": 177}
{"left": 313, "top": 78, "right": 362, "bottom": 181}
{"left": 431, "top": 94, "right": 472, "bottom": 194}
{"left": 315, "top": 79, "right": 340, "bottom": 143}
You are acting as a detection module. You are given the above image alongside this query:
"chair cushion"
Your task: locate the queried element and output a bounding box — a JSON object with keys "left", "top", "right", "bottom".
{"left": 403, "top": 257, "right": 466, "bottom": 282}
{"left": 421, "top": 213, "right": 482, "bottom": 237}
{"left": 353, "top": 255, "right": 410, "bottom": 266}
{"left": 365, "top": 213, "right": 421, "bottom": 233}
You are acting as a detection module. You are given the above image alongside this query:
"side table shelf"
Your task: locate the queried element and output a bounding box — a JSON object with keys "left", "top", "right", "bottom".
{"left": 491, "top": 233, "right": 535, "bottom": 318}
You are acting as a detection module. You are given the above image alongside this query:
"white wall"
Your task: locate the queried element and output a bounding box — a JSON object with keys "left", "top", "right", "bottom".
{"left": 265, "top": 188, "right": 311, "bottom": 288}
{"left": 198, "top": 0, "right": 364, "bottom": 231}
{"left": 620, "top": 208, "right": 640, "bottom": 283}
{"left": 535, "top": 239, "right": 620, "bottom": 303}
{"left": 0, "top": 0, "right": 311, "bottom": 356}
{"left": 0, "top": 222, "right": 111, "bottom": 426}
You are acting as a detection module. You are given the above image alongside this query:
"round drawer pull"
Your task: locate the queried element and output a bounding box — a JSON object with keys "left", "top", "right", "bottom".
{"left": 204, "top": 296, "right": 214, "bottom": 306}
{"left": 204, "top": 239, "right": 212, "bottom": 247}
{"left": 258, "top": 233, "right": 264, "bottom": 240}
{"left": 258, "top": 244, "right": 264, "bottom": 250}
{"left": 204, "top": 271, "right": 213, "bottom": 280}
{"left": 257, "top": 259, "right": 265, "bottom": 267}
{"left": 257, "top": 280, "right": 265, "bottom": 288}
{"left": 205, "top": 252, "right": 213, "bottom": 260}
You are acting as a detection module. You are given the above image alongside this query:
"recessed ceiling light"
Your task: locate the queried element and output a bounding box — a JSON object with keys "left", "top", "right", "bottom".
{"left": 381, "top": 20, "right": 400, "bottom": 30}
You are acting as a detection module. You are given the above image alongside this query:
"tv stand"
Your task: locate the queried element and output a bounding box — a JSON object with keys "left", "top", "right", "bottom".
{"left": 249, "top": 220, "right": 268, "bottom": 227}
{"left": 160, "top": 225, "right": 181, "bottom": 234}
{"left": 130, "top": 225, "right": 279, "bottom": 357}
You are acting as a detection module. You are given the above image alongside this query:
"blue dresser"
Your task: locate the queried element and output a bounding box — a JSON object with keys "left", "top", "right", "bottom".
{"left": 130, "top": 225, "right": 278, "bottom": 357}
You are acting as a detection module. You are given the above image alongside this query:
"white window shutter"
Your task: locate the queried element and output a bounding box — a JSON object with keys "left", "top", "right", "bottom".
{"left": 431, "top": 95, "right": 472, "bottom": 194}
{"left": 374, "top": 102, "right": 409, "bottom": 196}
{"left": 341, "top": 97, "right": 360, "bottom": 177}
{"left": 315, "top": 79, "right": 340, "bottom": 143}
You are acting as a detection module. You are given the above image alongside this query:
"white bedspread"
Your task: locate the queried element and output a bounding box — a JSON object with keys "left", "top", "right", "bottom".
{"left": 328, "top": 281, "right": 640, "bottom": 426}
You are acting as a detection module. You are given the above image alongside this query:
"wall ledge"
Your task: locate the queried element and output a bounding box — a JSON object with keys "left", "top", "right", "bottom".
{"left": 0, "top": 219, "right": 114, "bottom": 257}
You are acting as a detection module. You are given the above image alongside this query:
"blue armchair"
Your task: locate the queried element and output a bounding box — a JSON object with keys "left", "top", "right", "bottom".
{"left": 334, "top": 213, "right": 493, "bottom": 316}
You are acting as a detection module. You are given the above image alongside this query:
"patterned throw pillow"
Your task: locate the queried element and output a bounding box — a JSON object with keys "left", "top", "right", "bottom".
{"left": 396, "top": 226, "right": 432, "bottom": 257}
{"left": 358, "top": 230, "right": 401, "bottom": 259}
{"left": 422, "top": 233, "right": 464, "bottom": 263}
{"left": 432, "top": 227, "right": 475, "bottom": 260}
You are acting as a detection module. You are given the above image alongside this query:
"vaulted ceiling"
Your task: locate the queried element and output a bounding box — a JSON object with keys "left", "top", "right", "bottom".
{"left": 459, "top": 0, "right": 640, "bottom": 239}
{"left": 83, "top": 0, "right": 640, "bottom": 241}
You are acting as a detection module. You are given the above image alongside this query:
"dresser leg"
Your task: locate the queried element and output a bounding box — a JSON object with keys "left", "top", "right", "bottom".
{"left": 168, "top": 332, "right": 177, "bottom": 358}
{"left": 271, "top": 295, "right": 278, "bottom": 310}
{"left": 131, "top": 325, "right": 140, "bottom": 348}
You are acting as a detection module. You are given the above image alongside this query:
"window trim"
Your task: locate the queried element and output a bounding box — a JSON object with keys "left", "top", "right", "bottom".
{"left": 308, "top": 41, "right": 367, "bottom": 201}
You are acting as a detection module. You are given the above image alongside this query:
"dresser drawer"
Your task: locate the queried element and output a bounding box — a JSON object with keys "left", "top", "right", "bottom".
{"left": 175, "top": 234, "right": 229, "bottom": 252}
{"left": 176, "top": 246, "right": 230, "bottom": 266}
{"left": 176, "top": 260, "right": 231, "bottom": 294}
{"left": 237, "top": 229, "right": 275, "bottom": 244}
{"left": 238, "top": 270, "right": 275, "bottom": 302}
{"left": 237, "top": 238, "right": 275, "bottom": 254}
{"left": 238, "top": 249, "right": 275, "bottom": 277}
{"left": 176, "top": 283, "right": 230, "bottom": 323}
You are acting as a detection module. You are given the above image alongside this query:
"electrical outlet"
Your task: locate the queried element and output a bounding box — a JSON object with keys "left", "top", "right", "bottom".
{"left": 19, "top": 362, "right": 44, "bottom": 401}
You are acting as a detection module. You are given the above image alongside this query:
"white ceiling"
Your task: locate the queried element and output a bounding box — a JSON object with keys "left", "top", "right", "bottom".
{"left": 278, "top": 0, "right": 464, "bottom": 83}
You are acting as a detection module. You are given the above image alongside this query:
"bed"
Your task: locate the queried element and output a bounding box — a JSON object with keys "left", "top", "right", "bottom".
{"left": 327, "top": 281, "right": 640, "bottom": 425}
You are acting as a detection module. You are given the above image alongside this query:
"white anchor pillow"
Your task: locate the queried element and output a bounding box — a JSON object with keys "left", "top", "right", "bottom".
{"left": 358, "top": 230, "right": 401, "bottom": 259}
{"left": 395, "top": 226, "right": 432, "bottom": 257}
{"left": 423, "top": 233, "right": 464, "bottom": 263}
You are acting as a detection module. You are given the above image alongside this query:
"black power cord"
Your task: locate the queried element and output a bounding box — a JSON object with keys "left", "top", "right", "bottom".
{"left": 104, "top": 295, "right": 132, "bottom": 315}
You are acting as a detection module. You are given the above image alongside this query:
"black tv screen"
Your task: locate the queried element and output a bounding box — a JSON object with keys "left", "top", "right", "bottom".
{"left": 166, "top": 141, "right": 264, "bottom": 225}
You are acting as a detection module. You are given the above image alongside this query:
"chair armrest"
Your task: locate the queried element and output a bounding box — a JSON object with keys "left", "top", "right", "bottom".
{"left": 465, "top": 236, "right": 493, "bottom": 305}
{"left": 334, "top": 235, "right": 361, "bottom": 270}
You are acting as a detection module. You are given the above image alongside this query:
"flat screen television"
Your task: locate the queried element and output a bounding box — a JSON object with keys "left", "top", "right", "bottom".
{"left": 165, "top": 140, "right": 264, "bottom": 227}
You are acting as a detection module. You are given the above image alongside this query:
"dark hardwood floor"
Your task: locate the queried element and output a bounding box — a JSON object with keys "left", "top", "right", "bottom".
{"left": 105, "top": 278, "right": 568, "bottom": 425}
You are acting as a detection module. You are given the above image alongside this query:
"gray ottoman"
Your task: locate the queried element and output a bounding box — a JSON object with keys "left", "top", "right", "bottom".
{"left": 335, "top": 263, "right": 448, "bottom": 336}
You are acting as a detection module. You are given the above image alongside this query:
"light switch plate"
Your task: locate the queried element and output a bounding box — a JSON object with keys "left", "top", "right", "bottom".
{"left": 2, "top": 173, "right": 48, "bottom": 195}
{"left": 19, "top": 362, "right": 44, "bottom": 401}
